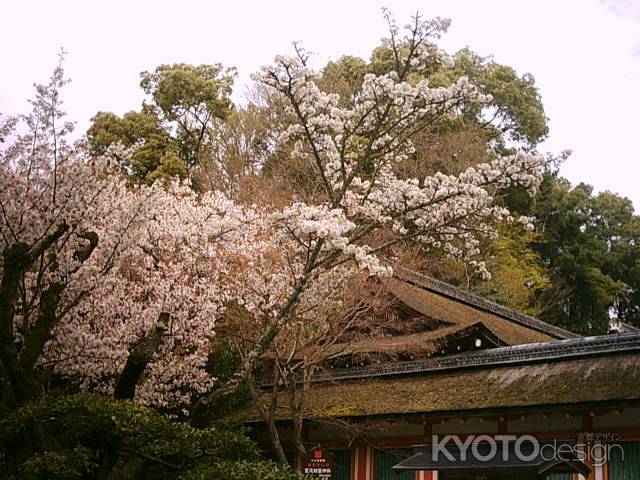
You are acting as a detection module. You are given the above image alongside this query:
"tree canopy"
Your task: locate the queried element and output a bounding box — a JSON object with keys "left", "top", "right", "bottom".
{"left": 1, "top": 10, "right": 638, "bottom": 478}
{"left": 87, "top": 63, "right": 235, "bottom": 184}
{"left": 529, "top": 174, "right": 640, "bottom": 333}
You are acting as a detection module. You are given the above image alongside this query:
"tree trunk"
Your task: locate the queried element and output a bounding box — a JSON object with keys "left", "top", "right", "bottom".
{"left": 265, "top": 415, "right": 289, "bottom": 466}
{"left": 288, "top": 368, "right": 309, "bottom": 472}
{"left": 114, "top": 312, "right": 169, "bottom": 400}
{"left": 248, "top": 369, "right": 290, "bottom": 465}
{"left": 190, "top": 246, "right": 320, "bottom": 425}
{"left": 190, "top": 319, "right": 279, "bottom": 426}
{"left": 18, "top": 282, "right": 64, "bottom": 400}
{"left": 0, "top": 223, "right": 69, "bottom": 408}
{"left": 0, "top": 243, "right": 32, "bottom": 406}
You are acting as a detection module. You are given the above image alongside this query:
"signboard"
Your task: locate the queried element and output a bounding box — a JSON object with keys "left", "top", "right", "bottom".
{"left": 303, "top": 448, "right": 333, "bottom": 479}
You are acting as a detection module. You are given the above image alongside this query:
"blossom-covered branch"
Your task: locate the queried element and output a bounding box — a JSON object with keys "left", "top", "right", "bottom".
{"left": 201, "top": 11, "right": 560, "bottom": 415}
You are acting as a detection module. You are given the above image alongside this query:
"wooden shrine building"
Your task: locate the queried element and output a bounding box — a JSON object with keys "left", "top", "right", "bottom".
{"left": 239, "top": 267, "right": 640, "bottom": 480}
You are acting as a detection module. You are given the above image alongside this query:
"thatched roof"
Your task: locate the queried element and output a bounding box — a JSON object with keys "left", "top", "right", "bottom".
{"left": 385, "top": 278, "right": 555, "bottom": 346}
{"left": 335, "top": 321, "right": 506, "bottom": 357}
{"left": 221, "top": 268, "right": 577, "bottom": 364}
{"left": 240, "top": 349, "right": 640, "bottom": 422}
{"left": 282, "top": 322, "right": 507, "bottom": 362}
{"left": 391, "top": 267, "right": 577, "bottom": 341}
{"left": 235, "top": 269, "right": 631, "bottom": 424}
{"left": 273, "top": 271, "right": 575, "bottom": 362}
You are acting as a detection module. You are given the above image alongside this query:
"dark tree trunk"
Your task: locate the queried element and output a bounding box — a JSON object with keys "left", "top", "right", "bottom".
{"left": 18, "top": 282, "right": 64, "bottom": 400}
{"left": 114, "top": 312, "right": 169, "bottom": 400}
{"left": 0, "top": 222, "right": 69, "bottom": 408}
{"left": 0, "top": 243, "right": 32, "bottom": 406}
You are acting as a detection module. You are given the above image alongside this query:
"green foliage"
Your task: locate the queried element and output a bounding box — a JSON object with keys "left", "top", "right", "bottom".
{"left": 322, "top": 43, "right": 548, "bottom": 150}
{"left": 319, "top": 56, "right": 367, "bottom": 103}
{"left": 140, "top": 63, "right": 235, "bottom": 167}
{"left": 202, "top": 345, "right": 251, "bottom": 421}
{"left": 140, "top": 64, "right": 234, "bottom": 126}
{"left": 530, "top": 173, "right": 640, "bottom": 333}
{"left": 182, "top": 460, "right": 301, "bottom": 480}
{"left": 369, "top": 44, "right": 447, "bottom": 82}
{"left": 87, "top": 110, "right": 187, "bottom": 184}
{"left": 473, "top": 227, "right": 551, "bottom": 317}
{"left": 448, "top": 48, "right": 548, "bottom": 146}
{"left": 0, "top": 394, "right": 298, "bottom": 480}
{"left": 18, "top": 447, "right": 97, "bottom": 480}
{"left": 87, "top": 63, "right": 235, "bottom": 184}
{"left": 430, "top": 171, "right": 640, "bottom": 335}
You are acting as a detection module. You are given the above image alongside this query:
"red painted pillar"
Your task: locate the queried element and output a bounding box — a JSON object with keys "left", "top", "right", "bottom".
{"left": 352, "top": 445, "right": 371, "bottom": 480}
{"left": 421, "top": 421, "right": 437, "bottom": 480}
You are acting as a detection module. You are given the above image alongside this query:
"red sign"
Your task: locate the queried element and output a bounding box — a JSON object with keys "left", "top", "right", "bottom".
{"left": 303, "top": 449, "right": 333, "bottom": 479}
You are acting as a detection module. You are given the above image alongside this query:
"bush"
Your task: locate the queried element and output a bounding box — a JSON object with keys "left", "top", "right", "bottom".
{"left": 182, "top": 460, "right": 302, "bottom": 480}
{"left": 0, "top": 393, "right": 300, "bottom": 480}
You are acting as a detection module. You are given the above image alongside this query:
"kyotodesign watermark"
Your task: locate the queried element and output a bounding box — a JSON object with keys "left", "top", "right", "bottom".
{"left": 431, "top": 434, "right": 623, "bottom": 467}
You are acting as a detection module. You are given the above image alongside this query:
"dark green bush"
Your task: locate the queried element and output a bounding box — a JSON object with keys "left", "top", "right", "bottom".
{"left": 0, "top": 393, "right": 300, "bottom": 480}
{"left": 17, "top": 446, "right": 98, "bottom": 480}
{"left": 182, "top": 460, "right": 302, "bottom": 480}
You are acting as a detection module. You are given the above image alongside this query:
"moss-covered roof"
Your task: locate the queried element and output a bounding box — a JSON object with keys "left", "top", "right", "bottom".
{"left": 287, "top": 322, "right": 506, "bottom": 361}
{"left": 386, "top": 279, "right": 555, "bottom": 346}
{"left": 222, "top": 268, "right": 572, "bottom": 365}
{"left": 239, "top": 352, "right": 640, "bottom": 422}
{"left": 392, "top": 267, "right": 577, "bottom": 340}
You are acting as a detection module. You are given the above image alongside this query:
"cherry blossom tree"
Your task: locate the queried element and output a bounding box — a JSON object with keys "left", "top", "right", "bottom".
{"left": 239, "top": 276, "right": 391, "bottom": 467}
{"left": 193, "top": 11, "right": 560, "bottom": 422}
{"left": 2, "top": 12, "right": 561, "bottom": 424}
{"left": 0, "top": 59, "right": 254, "bottom": 411}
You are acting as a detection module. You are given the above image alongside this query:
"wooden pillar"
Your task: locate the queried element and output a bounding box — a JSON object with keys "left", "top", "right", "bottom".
{"left": 352, "top": 446, "right": 360, "bottom": 480}
{"left": 589, "top": 440, "right": 607, "bottom": 480}
{"left": 365, "top": 445, "right": 373, "bottom": 480}
{"left": 353, "top": 444, "right": 372, "bottom": 480}
{"left": 581, "top": 413, "right": 595, "bottom": 480}
{"left": 576, "top": 441, "right": 594, "bottom": 480}
{"left": 419, "top": 471, "right": 438, "bottom": 480}
{"left": 421, "top": 421, "right": 437, "bottom": 480}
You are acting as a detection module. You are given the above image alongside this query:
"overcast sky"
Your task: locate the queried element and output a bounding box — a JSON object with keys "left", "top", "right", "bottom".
{"left": 2, "top": 0, "right": 639, "bottom": 206}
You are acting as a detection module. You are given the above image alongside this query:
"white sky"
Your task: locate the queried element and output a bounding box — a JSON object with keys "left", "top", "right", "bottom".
{"left": 2, "top": 0, "right": 639, "bottom": 206}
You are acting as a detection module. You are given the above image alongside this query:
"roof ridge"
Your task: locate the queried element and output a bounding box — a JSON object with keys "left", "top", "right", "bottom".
{"left": 310, "top": 332, "right": 640, "bottom": 384}
{"left": 319, "top": 321, "right": 500, "bottom": 354}
{"left": 392, "top": 266, "right": 579, "bottom": 340}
